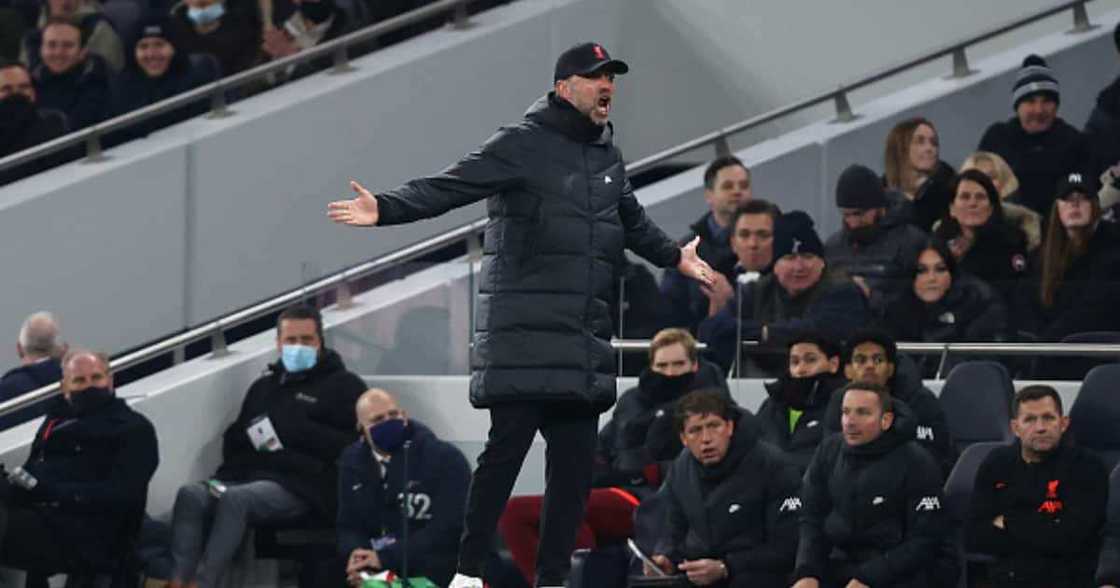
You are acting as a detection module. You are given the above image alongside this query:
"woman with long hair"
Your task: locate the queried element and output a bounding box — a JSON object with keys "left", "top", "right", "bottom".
{"left": 883, "top": 117, "right": 955, "bottom": 231}
{"left": 960, "top": 151, "right": 1042, "bottom": 250}
{"left": 1016, "top": 175, "right": 1120, "bottom": 340}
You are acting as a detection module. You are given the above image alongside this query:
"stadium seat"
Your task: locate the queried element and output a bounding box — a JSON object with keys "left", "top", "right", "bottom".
{"left": 943, "top": 441, "right": 1004, "bottom": 588}
{"left": 1069, "top": 363, "right": 1120, "bottom": 469}
{"left": 939, "top": 362, "right": 1014, "bottom": 453}
{"left": 101, "top": 0, "right": 141, "bottom": 48}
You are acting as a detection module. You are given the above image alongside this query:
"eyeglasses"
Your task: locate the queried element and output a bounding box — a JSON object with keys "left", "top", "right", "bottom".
{"left": 851, "top": 354, "right": 888, "bottom": 367}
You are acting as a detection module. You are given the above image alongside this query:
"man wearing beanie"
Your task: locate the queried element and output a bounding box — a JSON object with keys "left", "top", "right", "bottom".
{"left": 979, "top": 54, "right": 1090, "bottom": 215}
{"left": 698, "top": 211, "right": 870, "bottom": 375}
{"left": 328, "top": 42, "right": 715, "bottom": 588}
{"left": 824, "top": 164, "right": 926, "bottom": 312}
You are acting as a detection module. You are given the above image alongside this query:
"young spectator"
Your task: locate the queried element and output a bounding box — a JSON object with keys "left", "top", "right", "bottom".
{"left": 824, "top": 164, "right": 926, "bottom": 310}
{"left": 20, "top": 0, "right": 124, "bottom": 72}
{"left": 882, "top": 238, "right": 1008, "bottom": 347}
{"left": 1015, "top": 172, "right": 1120, "bottom": 340}
{"left": 0, "top": 59, "right": 67, "bottom": 184}
{"left": 933, "top": 169, "right": 1028, "bottom": 304}
{"left": 109, "top": 16, "right": 216, "bottom": 141}
{"left": 698, "top": 211, "right": 870, "bottom": 375}
{"left": 757, "top": 331, "right": 846, "bottom": 471}
{"left": 883, "top": 117, "right": 955, "bottom": 231}
{"left": 647, "top": 390, "right": 801, "bottom": 588}
{"left": 500, "top": 328, "right": 729, "bottom": 586}
{"left": 0, "top": 311, "right": 64, "bottom": 429}
{"left": 978, "top": 54, "right": 1091, "bottom": 216}
{"left": 968, "top": 385, "right": 1108, "bottom": 588}
{"left": 660, "top": 156, "right": 752, "bottom": 331}
{"left": 961, "top": 151, "right": 1042, "bottom": 250}
{"left": 31, "top": 18, "right": 112, "bottom": 131}
{"left": 793, "top": 382, "right": 951, "bottom": 588}
{"left": 337, "top": 389, "right": 470, "bottom": 587}
{"left": 168, "top": 0, "right": 261, "bottom": 77}
{"left": 261, "top": 0, "right": 352, "bottom": 82}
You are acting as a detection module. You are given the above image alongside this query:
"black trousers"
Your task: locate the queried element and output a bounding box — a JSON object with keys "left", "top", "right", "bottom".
{"left": 0, "top": 503, "right": 70, "bottom": 573}
{"left": 458, "top": 401, "right": 599, "bottom": 586}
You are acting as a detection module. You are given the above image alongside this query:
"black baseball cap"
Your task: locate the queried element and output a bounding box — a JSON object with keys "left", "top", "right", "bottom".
{"left": 1055, "top": 171, "right": 1098, "bottom": 201}
{"left": 553, "top": 42, "right": 629, "bottom": 82}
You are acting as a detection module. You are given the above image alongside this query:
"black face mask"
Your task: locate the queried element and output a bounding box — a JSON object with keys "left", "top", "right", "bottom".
{"left": 779, "top": 374, "right": 826, "bottom": 410}
{"left": 847, "top": 222, "right": 883, "bottom": 245}
{"left": 67, "top": 387, "right": 115, "bottom": 415}
{"left": 0, "top": 94, "right": 36, "bottom": 136}
{"left": 640, "top": 370, "right": 695, "bottom": 403}
{"left": 299, "top": 0, "right": 334, "bottom": 24}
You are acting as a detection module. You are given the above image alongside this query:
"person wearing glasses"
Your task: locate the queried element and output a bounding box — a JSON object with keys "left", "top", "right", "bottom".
{"left": 823, "top": 329, "right": 955, "bottom": 477}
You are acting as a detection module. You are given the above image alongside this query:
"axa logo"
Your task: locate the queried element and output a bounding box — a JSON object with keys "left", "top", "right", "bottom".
{"left": 915, "top": 496, "right": 941, "bottom": 511}
{"left": 779, "top": 497, "right": 802, "bottom": 512}
{"left": 872, "top": 496, "right": 885, "bottom": 505}
{"left": 916, "top": 426, "right": 935, "bottom": 441}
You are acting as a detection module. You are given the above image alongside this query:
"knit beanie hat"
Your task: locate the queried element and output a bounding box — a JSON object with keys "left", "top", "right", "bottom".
{"left": 836, "top": 164, "right": 887, "bottom": 209}
{"left": 772, "top": 211, "right": 824, "bottom": 261}
{"left": 1012, "top": 54, "right": 1060, "bottom": 110}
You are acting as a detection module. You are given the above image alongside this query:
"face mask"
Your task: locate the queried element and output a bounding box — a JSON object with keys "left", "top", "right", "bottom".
{"left": 0, "top": 94, "right": 36, "bottom": 135}
{"left": 67, "top": 387, "right": 114, "bottom": 414}
{"left": 639, "top": 370, "right": 695, "bottom": 403}
{"left": 187, "top": 2, "right": 225, "bottom": 26}
{"left": 847, "top": 223, "right": 882, "bottom": 246}
{"left": 281, "top": 344, "right": 318, "bottom": 373}
{"left": 369, "top": 418, "right": 409, "bottom": 453}
{"left": 779, "top": 374, "right": 824, "bottom": 410}
{"left": 299, "top": 0, "right": 333, "bottom": 24}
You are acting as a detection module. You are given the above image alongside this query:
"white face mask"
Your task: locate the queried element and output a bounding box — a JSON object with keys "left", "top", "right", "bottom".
{"left": 186, "top": 2, "right": 225, "bottom": 26}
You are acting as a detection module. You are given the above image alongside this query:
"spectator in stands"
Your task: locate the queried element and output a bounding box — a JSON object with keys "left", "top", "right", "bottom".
{"left": 31, "top": 18, "right": 112, "bottom": 131}
{"left": 261, "top": 0, "right": 352, "bottom": 81}
{"left": 109, "top": 17, "right": 215, "bottom": 141}
{"left": 968, "top": 385, "right": 1108, "bottom": 588}
{"left": 168, "top": 0, "right": 261, "bottom": 77}
{"left": 757, "top": 331, "right": 846, "bottom": 472}
{"left": 698, "top": 211, "right": 870, "bottom": 374}
{"left": 961, "top": 151, "right": 1042, "bottom": 250}
{"left": 0, "top": 59, "right": 67, "bottom": 183}
{"left": 646, "top": 390, "right": 801, "bottom": 588}
{"left": 824, "top": 164, "right": 926, "bottom": 310}
{"left": 1086, "top": 22, "right": 1120, "bottom": 183}
{"left": 500, "top": 328, "right": 728, "bottom": 586}
{"left": 1015, "top": 172, "right": 1120, "bottom": 340}
{"left": 792, "top": 382, "right": 950, "bottom": 588}
{"left": 883, "top": 117, "right": 955, "bottom": 231}
{"left": 978, "top": 54, "right": 1091, "bottom": 216}
{"left": 660, "top": 156, "right": 751, "bottom": 331}
{"left": 337, "top": 388, "right": 470, "bottom": 587}
{"left": 20, "top": 0, "right": 124, "bottom": 72}
{"left": 933, "top": 169, "right": 1028, "bottom": 304}
{"left": 883, "top": 238, "right": 1008, "bottom": 348}
{"left": 823, "top": 329, "right": 956, "bottom": 476}
{"left": 671, "top": 199, "right": 780, "bottom": 334}
{"left": 0, "top": 349, "right": 159, "bottom": 577}
{"left": 0, "top": 311, "right": 64, "bottom": 429}
{"left": 167, "top": 305, "right": 365, "bottom": 588}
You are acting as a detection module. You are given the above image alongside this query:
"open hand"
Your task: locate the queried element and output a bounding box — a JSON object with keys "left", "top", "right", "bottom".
{"left": 328, "top": 181, "right": 380, "bottom": 226}
{"left": 678, "top": 237, "right": 715, "bottom": 288}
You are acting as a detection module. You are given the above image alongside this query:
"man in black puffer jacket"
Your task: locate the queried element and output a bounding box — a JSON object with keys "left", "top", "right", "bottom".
{"left": 793, "top": 382, "right": 951, "bottom": 588}
{"left": 327, "top": 42, "right": 715, "bottom": 588}
{"left": 168, "top": 305, "right": 365, "bottom": 588}
{"left": 647, "top": 391, "right": 801, "bottom": 588}
{"left": 0, "top": 349, "right": 158, "bottom": 577}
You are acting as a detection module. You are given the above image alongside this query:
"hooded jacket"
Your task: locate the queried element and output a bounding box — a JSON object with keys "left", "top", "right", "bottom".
{"left": 883, "top": 272, "right": 1008, "bottom": 345}
{"left": 933, "top": 216, "right": 1028, "bottom": 306}
{"left": 969, "top": 441, "right": 1107, "bottom": 587}
{"left": 660, "top": 409, "right": 801, "bottom": 587}
{"left": 216, "top": 348, "right": 365, "bottom": 518}
{"left": 1086, "top": 75, "right": 1120, "bottom": 179}
{"left": 335, "top": 420, "right": 470, "bottom": 587}
{"left": 758, "top": 372, "right": 847, "bottom": 472}
{"left": 594, "top": 360, "right": 728, "bottom": 494}
{"left": 823, "top": 211, "right": 927, "bottom": 311}
{"left": 795, "top": 404, "right": 949, "bottom": 587}
{"left": 375, "top": 93, "right": 681, "bottom": 411}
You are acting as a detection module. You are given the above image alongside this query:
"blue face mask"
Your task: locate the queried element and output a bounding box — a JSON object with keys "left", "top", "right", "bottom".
{"left": 368, "top": 418, "right": 409, "bottom": 453}
{"left": 281, "top": 344, "right": 318, "bottom": 373}
{"left": 187, "top": 2, "right": 225, "bottom": 26}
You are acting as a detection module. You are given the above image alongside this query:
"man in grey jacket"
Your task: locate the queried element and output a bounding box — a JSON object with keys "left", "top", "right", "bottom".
{"left": 327, "top": 42, "right": 713, "bottom": 588}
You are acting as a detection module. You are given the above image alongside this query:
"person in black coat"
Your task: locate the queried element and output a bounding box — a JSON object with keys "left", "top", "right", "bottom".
{"left": 757, "top": 330, "right": 846, "bottom": 472}
{"left": 167, "top": 0, "right": 260, "bottom": 77}
{"left": 824, "top": 329, "right": 956, "bottom": 477}
{"left": 968, "top": 385, "right": 1108, "bottom": 588}
{"left": 31, "top": 19, "right": 111, "bottom": 131}
{"left": 337, "top": 389, "right": 470, "bottom": 587}
{"left": 793, "top": 382, "right": 951, "bottom": 588}
{"left": 0, "top": 311, "right": 65, "bottom": 430}
{"left": 168, "top": 305, "right": 365, "bottom": 588}
{"left": 0, "top": 59, "right": 67, "bottom": 185}
{"left": 647, "top": 391, "right": 801, "bottom": 588}
{"left": 978, "top": 54, "right": 1092, "bottom": 216}
{"left": 0, "top": 349, "right": 159, "bottom": 576}
{"left": 327, "top": 42, "right": 715, "bottom": 588}
{"left": 933, "top": 169, "right": 1028, "bottom": 306}
{"left": 882, "top": 117, "right": 956, "bottom": 232}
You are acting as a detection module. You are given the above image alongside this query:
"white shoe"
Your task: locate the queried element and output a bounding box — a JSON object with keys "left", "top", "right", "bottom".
{"left": 448, "top": 573, "right": 484, "bottom": 588}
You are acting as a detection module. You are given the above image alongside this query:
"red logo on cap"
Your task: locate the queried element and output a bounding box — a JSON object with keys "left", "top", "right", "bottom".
{"left": 593, "top": 45, "right": 605, "bottom": 59}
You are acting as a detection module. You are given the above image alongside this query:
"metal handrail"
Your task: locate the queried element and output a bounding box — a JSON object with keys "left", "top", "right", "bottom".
{"left": 0, "top": 0, "right": 475, "bottom": 174}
